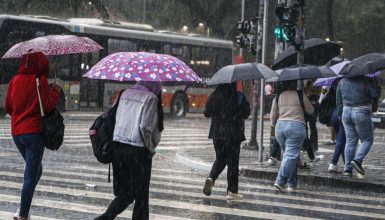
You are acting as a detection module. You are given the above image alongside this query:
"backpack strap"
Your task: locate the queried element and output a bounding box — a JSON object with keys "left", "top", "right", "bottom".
{"left": 107, "top": 89, "right": 125, "bottom": 183}
{"left": 296, "top": 90, "right": 309, "bottom": 133}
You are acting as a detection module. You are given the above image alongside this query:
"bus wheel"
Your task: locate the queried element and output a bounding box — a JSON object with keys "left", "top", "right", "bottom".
{"left": 170, "top": 93, "right": 188, "bottom": 118}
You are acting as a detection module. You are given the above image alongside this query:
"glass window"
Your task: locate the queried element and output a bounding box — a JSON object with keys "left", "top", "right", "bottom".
{"left": 108, "top": 38, "right": 137, "bottom": 54}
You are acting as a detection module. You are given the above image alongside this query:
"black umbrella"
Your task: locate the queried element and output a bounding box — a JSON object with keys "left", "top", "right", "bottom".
{"left": 325, "top": 55, "right": 349, "bottom": 67}
{"left": 339, "top": 53, "right": 385, "bottom": 77}
{"left": 272, "top": 38, "right": 342, "bottom": 70}
{"left": 206, "top": 63, "right": 277, "bottom": 85}
{"left": 266, "top": 64, "right": 336, "bottom": 82}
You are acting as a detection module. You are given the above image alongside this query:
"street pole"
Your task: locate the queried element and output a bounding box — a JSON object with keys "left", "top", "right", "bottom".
{"left": 296, "top": 0, "right": 305, "bottom": 66}
{"left": 240, "top": 0, "right": 245, "bottom": 57}
{"left": 248, "top": 0, "right": 264, "bottom": 150}
{"left": 143, "top": 0, "right": 147, "bottom": 23}
{"left": 258, "top": 0, "right": 269, "bottom": 162}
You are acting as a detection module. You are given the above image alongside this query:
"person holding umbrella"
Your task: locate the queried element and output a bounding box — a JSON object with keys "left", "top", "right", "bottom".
{"left": 270, "top": 80, "right": 314, "bottom": 192}
{"left": 202, "top": 83, "right": 250, "bottom": 200}
{"left": 5, "top": 52, "right": 60, "bottom": 220}
{"left": 95, "top": 81, "right": 163, "bottom": 220}
{"left": 337, "top": 53, "right": 384, "bottom": 176}
{"left": 336, "top": 76, "right": 380, "bottom": 176}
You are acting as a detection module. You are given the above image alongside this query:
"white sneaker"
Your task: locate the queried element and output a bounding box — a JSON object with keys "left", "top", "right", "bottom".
{"left": 328, "top": 163, "right": 338, "bottom": 173}
{"left": 226, "top": 191, "right": 243, "bottom": 200}
{"left": 267, "top": 157, "right": 277, "bottom": 166}
{"left": 13, "top": 209, "right": 19, "bottom": 220}
{"left": 287, "top": 186, "right": 296, "bottom": 192}
{"left": 13, "top": 208, "right": 31, "bottom": 220}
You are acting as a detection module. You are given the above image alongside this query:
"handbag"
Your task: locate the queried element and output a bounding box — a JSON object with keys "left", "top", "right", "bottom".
{"left": 36, "top": 75, "right": 65, "bottom": 151}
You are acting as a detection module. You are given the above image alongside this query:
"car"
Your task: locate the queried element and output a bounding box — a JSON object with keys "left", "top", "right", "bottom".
{"left": 372, "top": 99, "right": 385, "bottom": 128}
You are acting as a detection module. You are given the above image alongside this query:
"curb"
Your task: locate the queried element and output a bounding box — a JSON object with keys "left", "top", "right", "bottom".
{"left": 241, "top": 168, "right": 385, "bottom": 193}
{"left": 176, "top": 151, "right": 385, "bottom": 193}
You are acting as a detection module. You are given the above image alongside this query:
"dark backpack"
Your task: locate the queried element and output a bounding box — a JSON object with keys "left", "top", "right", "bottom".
{"left": 89, "top": 90, "right": 124, "bottom": 164}
{"left": 35, "top": 75, "right": 65, "bottom": 151}
{"left": 42, "top": 108, "right": 65, "bottom": 150}
{"left": 318, "top": 91, "right": 335, "bottom": 125}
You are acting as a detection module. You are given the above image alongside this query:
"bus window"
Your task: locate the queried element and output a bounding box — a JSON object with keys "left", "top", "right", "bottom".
{"left": 108, "top": 38, "right": 137, "bottom": 54}
{"left": 215, "top": 49, "right": 232, "bottom": 71}
{"left": 171, "top": 45, "right": 190, "bottom": 62}
{"left": 163, "top": 44, "right": 171, "bottom": 54}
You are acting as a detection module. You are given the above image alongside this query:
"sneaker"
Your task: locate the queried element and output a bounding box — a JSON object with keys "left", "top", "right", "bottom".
{"left": 343, "top": 171, "right": 353, "bottom": 177}
{"left": 226, "top": 191, "right": 243, "bottom": 200}
{"left": 328, "top": 163, "right": 338, "bottom": 173}
{"left": 267, "top": 157, "right": 277, "bottom": 166}
{"left": 274, "top": 183, "right": 286, "bottom": 192}
{"left": 357, "top": 173, "right": 365, "bottom": 179}
{"left": 287, "top": 186, "right": 296, "bottom": 192}
{"left": 203, "top": 178, "right": 214, "bottom": 196}
{"left": 14, "top": 209, "right": 31, "bottom": 220}
{"left": 13, "top": 209, "right": 19, "bottom": 220}
{"left": 351, "top": 160, "right": 365, "bottom": 175}
{"left": 323, "top": 140, "right": 336, "bottom": 145}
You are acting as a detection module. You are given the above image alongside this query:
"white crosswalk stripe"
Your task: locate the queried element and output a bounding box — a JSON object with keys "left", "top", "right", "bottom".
{"left": 0, "top": 118, "right": 384, "bottom": 220}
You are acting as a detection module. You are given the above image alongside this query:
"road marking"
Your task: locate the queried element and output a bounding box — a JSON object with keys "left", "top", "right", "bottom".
{"left": 0, "top": 211, "right": 60, "bottom": 220}
{"left": 0, "top": 194, "right": 195, "bottom": 220}
{"left": 0, "top": 181, "right": 321, "bottom": 220}
{"left": 2, "top": 170, "right": 385, "bottom": 212}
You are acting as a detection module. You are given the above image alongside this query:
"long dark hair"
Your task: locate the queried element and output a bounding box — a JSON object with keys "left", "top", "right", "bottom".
{"left": 157, "top": 92, "right": 164, "bottom": 132}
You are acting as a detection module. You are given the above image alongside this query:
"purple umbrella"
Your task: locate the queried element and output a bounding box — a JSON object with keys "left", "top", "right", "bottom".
{"left": 313, "top": 61, "right": 349, "bottom": 87}
{"left": 314, "top": 59, "right": 381, "bottom": 87}
{"left": 83, "top": 52, "right": 201, "bottom": 82}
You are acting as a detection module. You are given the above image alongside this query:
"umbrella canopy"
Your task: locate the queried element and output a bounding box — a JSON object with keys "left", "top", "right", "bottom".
{"left": 2, "top": 35, "right": 103, "bottom": 58}
{"left": 83, "top": 52, "right": 201, "bottom": 82}
{"left": 339, "top": 53, "right": 385, "bottom": 77}
{"left": 267, "top": 64, "right": 336, "bottom": 82}
{"left": 206, "top": 63, "right": 277, "bottom": 85}
{"left": 313, "top": 60, "right": 350, "bottom": 86}
{"left": 272, "top": 38, "right": 342, "bottom": 70}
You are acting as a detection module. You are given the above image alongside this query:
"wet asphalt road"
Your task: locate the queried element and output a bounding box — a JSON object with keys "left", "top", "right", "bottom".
{"left": 0, "top": 116, "right": 384, "bottom": 220}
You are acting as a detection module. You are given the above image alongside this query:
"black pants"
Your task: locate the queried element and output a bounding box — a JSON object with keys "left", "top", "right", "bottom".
{"left": 308, "top": 115, "right": 318, "bottom": 152}
{"left": 96, "top": 143, "right": 152, "bottom": 220}
{"left": 209, "top": 139, "right": 241, "bottom": 193}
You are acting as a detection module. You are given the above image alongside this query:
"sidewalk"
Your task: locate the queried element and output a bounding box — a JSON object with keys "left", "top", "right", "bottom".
{"left": 177, "top": 137, "right": 385, "bottom": 193}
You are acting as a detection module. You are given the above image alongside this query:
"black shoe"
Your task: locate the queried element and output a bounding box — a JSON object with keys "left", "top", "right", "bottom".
{"left": 343, "top": 171, "right": 353, "bottom": 177}
{"left": 203, "top": 178, "right": 214, "bottom": 196}
{"left": 351, "top": 160, "right": 365, "bottom": 175}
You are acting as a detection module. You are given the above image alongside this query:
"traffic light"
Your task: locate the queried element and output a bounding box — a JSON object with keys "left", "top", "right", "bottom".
{"left": 235, "top": 19, "right": 256, "bottom": 55}
{"left": 274, "top": 3, "right": 299, "bottom": 43}
{"left": 274, "top": 26, "right": 289, "bottom": 42}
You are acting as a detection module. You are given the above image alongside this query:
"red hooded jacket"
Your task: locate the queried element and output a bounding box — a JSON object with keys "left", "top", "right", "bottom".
{"left": 5, "top": 52, "right": 60, "bottom": 136}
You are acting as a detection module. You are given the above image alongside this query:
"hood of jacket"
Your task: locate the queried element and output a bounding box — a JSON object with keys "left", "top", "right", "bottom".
{"left": 17, "top": 51, "right": 49, "bottom": 77}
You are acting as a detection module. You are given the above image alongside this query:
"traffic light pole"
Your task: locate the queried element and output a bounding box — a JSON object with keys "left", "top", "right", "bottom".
{"left": 258, "top": 0, "right": 269, "bottom": 162}
{"left": 248, "top": 0, "right": 265, "bottom": 150}
{"left": 295, "top": 0, "right": 305, "bottom": 65}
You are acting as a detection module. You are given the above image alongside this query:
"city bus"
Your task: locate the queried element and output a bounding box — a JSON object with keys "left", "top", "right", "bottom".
{"left": 0, "top": 15, "right": 234, "bottom": 117}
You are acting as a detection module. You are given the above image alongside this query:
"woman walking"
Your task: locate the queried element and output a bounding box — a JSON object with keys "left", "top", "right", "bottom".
{"left": 270, "top": 80, "right": 314, "bottom": 192}
{"left": 95, "top": 81, "right": 163, "bottom": 220}
{"left": 202, "top": 83, "right": 250, "bottom": 200}
{"left": 6, "top": 52, "right": 60, "bottom": 220}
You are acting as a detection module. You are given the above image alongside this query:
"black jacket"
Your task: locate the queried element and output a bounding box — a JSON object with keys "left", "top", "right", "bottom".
{"left": 204, "top": 85, "right": 250, "bottom": 141}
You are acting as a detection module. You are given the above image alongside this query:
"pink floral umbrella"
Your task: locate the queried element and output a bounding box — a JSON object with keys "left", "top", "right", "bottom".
{"left": 2, "top": 35, "right": 103, "bottom": 58}
{"left": 82, "top": 52, "right": 202, "bottom": 82}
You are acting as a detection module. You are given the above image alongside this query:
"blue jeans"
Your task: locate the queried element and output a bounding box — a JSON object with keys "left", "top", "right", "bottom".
{"left": 13, "top": 134, "right": 45, "bottom": 217}
{"left": 331, "top": 109, "right": 346, "bottom": 165}
{"left": 342, "top": 106, "right": 373, "bottom": 173}
{"left": 275, "top": 121, "right": 307, "bottom": 187}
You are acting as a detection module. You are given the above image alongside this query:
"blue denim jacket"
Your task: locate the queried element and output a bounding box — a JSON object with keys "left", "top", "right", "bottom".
{"left": 336, "top": 77, "right": 380, "bottom": 116}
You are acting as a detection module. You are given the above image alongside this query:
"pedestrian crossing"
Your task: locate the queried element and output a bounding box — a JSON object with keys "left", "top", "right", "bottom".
{"left": 0, "top": 118, "right": 384, "bottom": 219}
